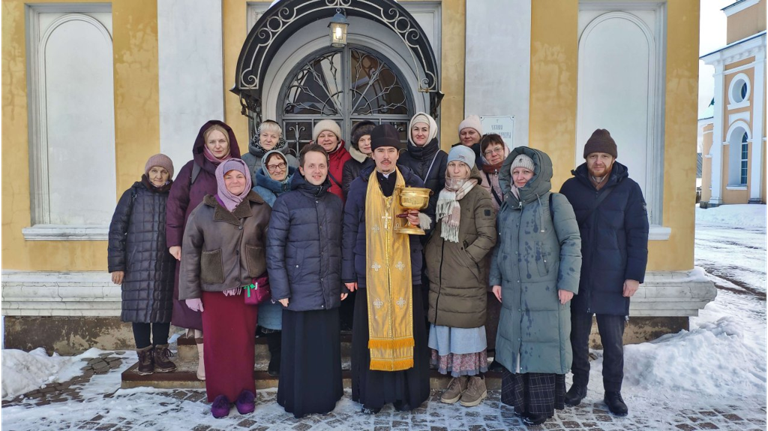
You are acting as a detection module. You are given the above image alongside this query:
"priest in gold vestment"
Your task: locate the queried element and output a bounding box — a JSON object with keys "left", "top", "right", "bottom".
{"left": 343, "top": 124, "right": 432, "bottom": 413}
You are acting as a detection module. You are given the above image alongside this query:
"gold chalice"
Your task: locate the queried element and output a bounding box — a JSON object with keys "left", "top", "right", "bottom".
{"left": 395, "top": 186, "right": 432, "bottom": 235}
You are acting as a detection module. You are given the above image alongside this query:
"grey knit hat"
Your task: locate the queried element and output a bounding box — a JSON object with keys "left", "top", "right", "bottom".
{"left": 509, "top": 154, "right": 534, "bottom": 174}
{"left": 447, "top": 145, "right": 476, "bottom": 169}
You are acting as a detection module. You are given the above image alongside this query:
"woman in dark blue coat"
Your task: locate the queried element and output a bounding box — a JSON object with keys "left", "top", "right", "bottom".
{"left": 266, "top": 144, "right": 345, "bottom": 418}
{"left": 108, "top": 154, "right": 177, "bottom": 375}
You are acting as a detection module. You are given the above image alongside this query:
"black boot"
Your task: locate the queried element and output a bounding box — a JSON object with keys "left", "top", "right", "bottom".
{"left": 266, "top": 330, "right": 281, "bottom": 377}
{"left": 522, "top": 413, "right": 548, "bottom": 426}
{"left": 604, "top": 391, "right": 628, "bottom": 416}
{"left": 564, "top": 384, "right": 587, "bottom": 407}
{"left": 136, "top": 346, "right": 154, "bottom": 375}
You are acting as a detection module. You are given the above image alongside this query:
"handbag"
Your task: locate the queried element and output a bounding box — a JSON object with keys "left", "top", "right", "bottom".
{"left": 244, "top": 273, "right": 271, "bottom": 305}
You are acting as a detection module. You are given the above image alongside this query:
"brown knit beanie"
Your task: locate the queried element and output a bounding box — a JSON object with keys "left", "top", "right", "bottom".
{"left": 351, "top": 120, "right": 376, "bottom": 149}
{"left": 584, "top": 129, "right": 617, "bottom": 159}
{"left": 145, "top": 154, "right": 174, "bottom": 178}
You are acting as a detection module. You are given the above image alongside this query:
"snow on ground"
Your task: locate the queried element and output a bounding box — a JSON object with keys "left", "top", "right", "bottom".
{"left": 696, "top": 204, "right": 766, "bottom": 295}
{"left": 1, "top": 348, "right": 104, "bottom": 399}
{"left": 696, "top": 203, "right": 766, "bottom": 229}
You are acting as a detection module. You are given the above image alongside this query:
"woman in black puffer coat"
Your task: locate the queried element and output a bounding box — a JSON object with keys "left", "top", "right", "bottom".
{"left": 108, "top": 154, "right": 177, "bottom": 375}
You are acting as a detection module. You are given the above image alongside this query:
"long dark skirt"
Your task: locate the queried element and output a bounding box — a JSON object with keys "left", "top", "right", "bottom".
{"left": 501, "top": 367, "right": 566, "bottom": 417}
{"left": 201, "top": 291, "right": 257, "bottom": 403}
{"left": 278, "top": 308, "right": 343, "bottom": 418}
{"left": 351, "top": 285, "right": 430, "bottom": 411}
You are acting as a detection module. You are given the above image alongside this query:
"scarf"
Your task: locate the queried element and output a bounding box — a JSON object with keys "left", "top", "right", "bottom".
{"left": 435, "top": 177, "right": 478, "bottom": 243}
{"left": 203, "top": 146, "right": 232, "bottom": 164}
{"left": 215, "top": 159, "right": 252, "bottom": 212}
{"left": 510, "top": 184, "right": 521, "bottom": 200}
{"left": 480, "top": 145, "right": 509, "bottom": 174}
{"left": 141, "top": 175, "right": 173, "bottom": 193}
{"left": 365, "top": 168, "right": 414, "bottom": 371}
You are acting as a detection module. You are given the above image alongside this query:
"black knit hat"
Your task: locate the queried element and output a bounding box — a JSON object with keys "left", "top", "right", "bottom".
{"left": 351, "top": 120, "right": 376, "bottom": 149}
{"left": 584, "top": 129, "right": 617, "bottom": 159}
{"left": 370, "top": 124, "right": 404, "bottom": 151}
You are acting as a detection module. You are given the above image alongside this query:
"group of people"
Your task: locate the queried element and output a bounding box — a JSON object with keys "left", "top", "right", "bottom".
{"left": 107, "top": 112, "right": 649, "bottom": 426}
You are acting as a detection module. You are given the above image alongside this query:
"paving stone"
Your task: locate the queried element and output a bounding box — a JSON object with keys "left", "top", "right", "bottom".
{"left": 696, "top": 423, "right": 719, "bottom": 430}
{"left": 236, "top": 418, "right": 257, "bottom": 428}
{"left": 563, "top": 421, "right": 582, "bottom": 428}
{"left": 675, "top": 425, "right": 696, "bottom": 431}
{"left": 698, "top": 411, "right": 718, "bottom": 417}
{"left": 721, "top": 414, "right": 743, "bottom": 421}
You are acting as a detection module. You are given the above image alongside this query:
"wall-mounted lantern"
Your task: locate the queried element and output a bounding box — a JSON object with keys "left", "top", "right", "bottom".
{"left": 328, "top": 9, "right": 349, "bottom": 48}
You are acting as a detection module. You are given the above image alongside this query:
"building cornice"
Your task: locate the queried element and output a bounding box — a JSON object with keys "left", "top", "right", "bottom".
{"left": 701, "top": 31, "right": 766, "bottom": 66}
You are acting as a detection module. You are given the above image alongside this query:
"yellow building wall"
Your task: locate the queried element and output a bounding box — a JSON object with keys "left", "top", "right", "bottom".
{"left": 222, "top": 0, "right": 465, "bottom": 154}
{"left": 2, "top": 0, "right": 160, "bottom": 271}
{"left": 701, "top": 123, "right": 713, "bottom": 203}
{"left": 528, "top": 0, "right": 700, "bottom": 271}
{"left": 528, "top": 0, "right": 579, "bottom": 190}
{"left": 726, "top": 0, "right": 766, "bottom": 44}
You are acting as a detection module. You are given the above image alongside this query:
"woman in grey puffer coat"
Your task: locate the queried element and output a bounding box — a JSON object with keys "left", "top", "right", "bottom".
{"left": 489, "top": 147, "right": 581, "bottom": 426}
{"left": 108, "top": 154, "right": 177, "bottom": 375}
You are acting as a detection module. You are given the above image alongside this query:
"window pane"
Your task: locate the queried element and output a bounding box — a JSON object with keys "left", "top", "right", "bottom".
{"left": 350, "top": 49, "right": 409, "bottom": 115}
{"left": 284, "top": 52, "right": 343, "bottom": 116}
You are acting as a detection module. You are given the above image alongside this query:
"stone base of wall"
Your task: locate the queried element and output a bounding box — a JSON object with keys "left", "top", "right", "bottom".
{"left": 586, "top": 316, "right": 688, "bottom": 349}
{"left": 4, "top": 316, "right": 136, "bottom": 355}
{"left": 3, "top": 315, "right": 688, "bottom": 355}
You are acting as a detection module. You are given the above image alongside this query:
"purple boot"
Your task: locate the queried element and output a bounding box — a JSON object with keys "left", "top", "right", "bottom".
{"left": 211, "top": 395, "right": 231, "bottom": 418}
{"left": 236, "top": 390, "right": 255, "bottom": 414}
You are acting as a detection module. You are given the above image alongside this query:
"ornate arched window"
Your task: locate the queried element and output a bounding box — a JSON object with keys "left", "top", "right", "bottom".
{"left": 278, "top": 46, "right": 413, "bottom": 154}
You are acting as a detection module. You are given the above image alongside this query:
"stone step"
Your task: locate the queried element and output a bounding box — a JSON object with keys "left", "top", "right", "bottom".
{"left": 121, "top": 361, "right": 502, "bottom": 390}
{"left": 122, "top": 335, "right": 503, "bottom": 390}
{"left": 174, "top": 332, "right": 353, "bottom": 362}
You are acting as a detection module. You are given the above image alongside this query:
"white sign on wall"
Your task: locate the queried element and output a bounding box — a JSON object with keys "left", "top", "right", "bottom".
{"left": 480, "top": 116, "right": 516, "bottom": 148}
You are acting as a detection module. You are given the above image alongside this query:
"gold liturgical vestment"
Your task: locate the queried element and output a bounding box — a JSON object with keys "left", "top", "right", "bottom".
{"left": 364, "top": 169, "right": 414, "bottom": 371}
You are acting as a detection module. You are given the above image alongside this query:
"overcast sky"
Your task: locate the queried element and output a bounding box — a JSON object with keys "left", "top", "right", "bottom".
{"left": 698, "top": 0, "right": 733, "bottom": 118}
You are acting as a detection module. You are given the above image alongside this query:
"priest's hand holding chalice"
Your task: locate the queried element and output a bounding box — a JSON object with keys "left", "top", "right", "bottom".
{"left": 395, "top": 186, "right": 432, "bottom": 235}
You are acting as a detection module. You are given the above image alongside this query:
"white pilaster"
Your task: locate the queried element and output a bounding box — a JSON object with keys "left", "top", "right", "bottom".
{"left": 749, "top": 49, "right": 765, "bottom": 203}
{"left": 157, "top": 0, "right": 225, "bottom": 176}
{"left": 709, "top": 62, "right": 725, "bottom": 206}
{"left": 464, "top": 0, "right": 530, "bottom": 148}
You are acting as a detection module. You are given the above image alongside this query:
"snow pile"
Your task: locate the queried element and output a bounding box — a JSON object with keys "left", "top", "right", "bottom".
{"left": 2, "top": 347, "right": 103, "bottom": 400}
{"left": 696, "top": 204, "right": 766, "bottom": 228}
{"left": 2, "top": 348, "right": 74, "bottom": 399}
{"left": 624, "top": 316, "right": 765, "bottom": 398}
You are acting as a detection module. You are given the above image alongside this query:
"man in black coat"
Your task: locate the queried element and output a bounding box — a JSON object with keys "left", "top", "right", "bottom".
{"left": 559, "top": 129, "right": 649, "bottom": 416}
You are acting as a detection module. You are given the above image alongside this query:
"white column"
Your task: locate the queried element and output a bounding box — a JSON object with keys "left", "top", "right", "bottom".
{"left": 709, "top": 62, "right": 725, "bottom": 206}
{"left": 157, "top": 0, "right": 225, "bottom": 175}
{"left": 749, "top": 48, "right": 765, "bottom": 203}
{"left": 464, "top": 0, "right": 530, "bottom": 147}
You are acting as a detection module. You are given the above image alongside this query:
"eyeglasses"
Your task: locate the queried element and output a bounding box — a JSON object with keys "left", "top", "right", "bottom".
{"left": 266, "top": 162, "right": 287, "bottom": 172}
{"left": 484, "top": 147, "right": 504, "bottom": 157}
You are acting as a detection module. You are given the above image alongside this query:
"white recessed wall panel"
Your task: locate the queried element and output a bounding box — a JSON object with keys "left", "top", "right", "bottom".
{"left": 44, "top": 16, "right": 116, "bottom": 225}
{"left": 158, "top": 0, "right": 224, "bottom": 177}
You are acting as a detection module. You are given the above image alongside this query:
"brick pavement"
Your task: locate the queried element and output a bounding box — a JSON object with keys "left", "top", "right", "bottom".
{"left": 2, "top": 353, "right": 765, "bottom": 430}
